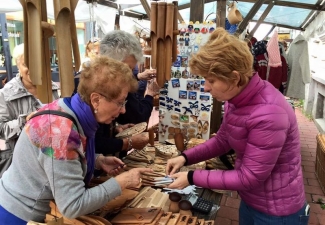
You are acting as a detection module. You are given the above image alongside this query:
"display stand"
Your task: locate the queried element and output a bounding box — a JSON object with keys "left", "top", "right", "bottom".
{"left": 158, "top": 21, "right": 216, "bottom": 143}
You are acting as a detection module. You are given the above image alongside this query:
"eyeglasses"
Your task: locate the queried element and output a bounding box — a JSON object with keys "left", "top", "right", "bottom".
{"left": 97, "top": 92, "right": 128, "bottom": 109}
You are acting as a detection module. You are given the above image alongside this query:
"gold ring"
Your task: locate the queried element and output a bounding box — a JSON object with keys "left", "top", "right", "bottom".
{"left": 139, "top": 178, "right": 142, "bottom": 183}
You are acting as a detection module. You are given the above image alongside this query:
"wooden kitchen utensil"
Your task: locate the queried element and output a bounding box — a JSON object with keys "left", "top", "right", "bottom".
{"left": 111, "top": 207, "right": 161, "bottom": 224}
{"left": 115, "top": 122, "right": 147, "bottom": 138}
{"left": 53, "top": 0, "right": 75, "bottom": 97}
{"left": 174, "top": 133, "right": 185, "bottom": 151}
{"left": 150, "top": 2, "right": 157, "bottom": 69}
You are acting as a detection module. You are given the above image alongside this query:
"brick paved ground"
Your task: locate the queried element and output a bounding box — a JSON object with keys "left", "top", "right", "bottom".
{"left": 214, "top": 108, "right": 325, "bottom": 225}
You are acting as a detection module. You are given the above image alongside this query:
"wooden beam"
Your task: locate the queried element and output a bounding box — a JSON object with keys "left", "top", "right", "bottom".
{"left": 190, "top": 0, "right": 204, "bottom": 22}
{"left": 263, "top": 25, "right": 276, "bottom": 40}
{"left": 177, "top": 8, "right": 184, "bottom": 22}
{"left": 248, "top": 1, "right": 274, "bottom": 38}
{"left": 97, "top": 0, "right": 118, "bottom": 9}
{"left": 139, "top": 0, "right": 151, "bottom": 18}
{"left": 234, "top": 0, "right": 267, "bottom": 37}
{"left": 123, "top": 10, "right": 148, "bottom": 19}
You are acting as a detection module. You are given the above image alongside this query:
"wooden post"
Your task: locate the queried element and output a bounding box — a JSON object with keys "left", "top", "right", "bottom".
{"left": 216, "top": 0, "right": 227, "bottom": 28}
{"left": 209, "top": 0, "right": 227, "bottom": 135}
{"left": 189, "top": 0, "right": 204, "bottom": 22}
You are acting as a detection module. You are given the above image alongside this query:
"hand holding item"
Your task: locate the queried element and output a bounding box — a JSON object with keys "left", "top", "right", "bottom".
{"left": 115, "top": 167, "right": 153, "bottom": 190}
{"left": 167, "top": 172, "right": 190, "bottom": 190}
{"left": 138, "top": 69, "right": 157, "bottom": 80}
{"left": 166, "top": 155, "right": 186, "bottom": 175}
{"left": 146, "top": 80, "right": 160, "bottom": 96}
{"left": 96, "top": 155, "right": 125, "bottom": 176}
{"left": 116, "top": 123, "right": 134, "bottom": 133}
{"left": 130, "top": 133, "right": 149, "bottom": 150}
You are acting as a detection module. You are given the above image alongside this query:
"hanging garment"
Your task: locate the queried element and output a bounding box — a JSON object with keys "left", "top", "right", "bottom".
{"left": 267, "top": 30, "right": 282, "bottom": 67}
{"left": 255, "top": 53, "right": 288, "bottom": 90}
{"left": 225, "top": 18, "right": 238, "bottom": 34}
{"left": 286, "top": 34, "right": 311, "bottom": 99}
{"left": 252, "top": 40, "right": 268, "bottom": 71}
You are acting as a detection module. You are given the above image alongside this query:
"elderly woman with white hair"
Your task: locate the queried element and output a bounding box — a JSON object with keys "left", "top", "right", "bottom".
{"left": 0, "top": 43, "right": 59, "bottom": 177}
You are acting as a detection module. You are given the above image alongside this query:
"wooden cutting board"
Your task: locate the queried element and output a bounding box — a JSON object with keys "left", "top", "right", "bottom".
{"left": 166, "top": 213, "right": 180, "bottom": 225}
{"left": 116, "top": 122, "right": 147, "bottom": 138}
{"left": 157, "top": 212, "right": 172, "bottom": 225}
{"left": 111, "top": 207, "right": 161, "bottom": 224}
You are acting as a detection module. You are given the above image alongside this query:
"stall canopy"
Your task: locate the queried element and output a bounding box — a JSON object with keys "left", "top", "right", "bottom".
{"left": 3, "top": 0, "right": 325, "bottom": 32}
{"left": 119, "top": 0, "right": 325, "bottom": 31}
{"left": 2, "top": 0, "right": 325, "bottom": 39}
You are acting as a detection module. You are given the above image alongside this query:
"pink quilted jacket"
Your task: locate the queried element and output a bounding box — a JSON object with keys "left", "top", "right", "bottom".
{"left": 184, "top": 74, "right": 305, "bottom": 216}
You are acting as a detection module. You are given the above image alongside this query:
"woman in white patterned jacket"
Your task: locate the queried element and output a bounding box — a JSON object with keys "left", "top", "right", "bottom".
{"left": 0, "top": 43, "right": 59, "bottom": 177}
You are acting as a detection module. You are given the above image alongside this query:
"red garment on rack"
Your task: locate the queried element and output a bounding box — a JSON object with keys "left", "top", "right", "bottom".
{"left": 254, "top": 53, "right": 287, "bottom": 90}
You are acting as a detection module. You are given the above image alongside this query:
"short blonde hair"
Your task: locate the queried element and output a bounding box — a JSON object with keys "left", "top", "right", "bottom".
{"left": 78, "top": 56, "right": 138, "bottom": 104}
{"left": 12, "top": 43, "right": 24, "bottom": 64}
{"left": 189, "top": 28, "right": 253, "bottom": 87}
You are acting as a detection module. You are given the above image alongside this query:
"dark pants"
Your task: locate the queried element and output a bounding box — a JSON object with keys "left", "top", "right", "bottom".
{"left": 239, "top": 200, "right": 309, "bottom": 225}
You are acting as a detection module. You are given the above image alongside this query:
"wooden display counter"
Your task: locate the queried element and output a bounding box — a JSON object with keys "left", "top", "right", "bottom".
{"left": 39, "top": 140, "right": 223, "bottom": 224}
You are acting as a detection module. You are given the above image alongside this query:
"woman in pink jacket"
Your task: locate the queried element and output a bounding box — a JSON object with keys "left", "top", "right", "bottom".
{"left": 166, "top": 28, "right": 309, "bottom": 225}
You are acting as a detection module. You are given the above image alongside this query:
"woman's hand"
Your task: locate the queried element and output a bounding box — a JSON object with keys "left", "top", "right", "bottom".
{"left": 116, "top": 124, "right": 134, "bottom": 133}
{"left": 145, "top": 80, "right": 160, "bottom": 97}
{"left": 166, "top": 155, "right": 186, "bottom": 175}
{"left": 167, "top": 172, "right": 190, "bottom": 189}
{"left": 138, "top": 69, "right": 156, "bottom": 81}
{"left": 96, "top": 156, "right": 125, "bottom": 176}
{"left": 115, "top": 167, "right": 153, "bottom": 190}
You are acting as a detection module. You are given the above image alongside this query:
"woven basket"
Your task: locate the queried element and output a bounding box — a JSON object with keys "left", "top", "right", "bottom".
{"left": 316, "top": 134, "right": 325, "bottom": 193}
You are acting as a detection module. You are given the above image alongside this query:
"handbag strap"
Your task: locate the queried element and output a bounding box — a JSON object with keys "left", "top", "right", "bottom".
{"left": 29, "top": 110, "right": 80, "bottom": 133}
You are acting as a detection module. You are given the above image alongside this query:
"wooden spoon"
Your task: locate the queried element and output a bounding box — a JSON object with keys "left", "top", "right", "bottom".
{"left": 174, "top": 133, "right": 185, "bottom": 152}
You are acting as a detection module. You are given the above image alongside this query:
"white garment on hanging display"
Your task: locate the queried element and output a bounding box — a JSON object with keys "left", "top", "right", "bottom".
{"left": 286, "top": 34, "right": 311, "bottom": 100}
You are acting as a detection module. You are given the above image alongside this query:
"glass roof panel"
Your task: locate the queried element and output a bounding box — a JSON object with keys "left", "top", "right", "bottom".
{"left": 280, "top": 0, "right": 318, "bottom": 3}
{"left": 129, "top": 1, "right": 315, "bottom": 28}
{"left": 237, "top": 2, "right": 312, "bottom": 28}
{"left": 178, "top": 0, "right": 191, "bottom": 5}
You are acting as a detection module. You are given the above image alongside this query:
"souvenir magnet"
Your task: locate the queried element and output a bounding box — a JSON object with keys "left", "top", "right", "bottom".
{"left": 180, "top": 115, "right": 189, "bottom": 123}
{"left": 182, "top": 106, "right": 193, "bottom": 115}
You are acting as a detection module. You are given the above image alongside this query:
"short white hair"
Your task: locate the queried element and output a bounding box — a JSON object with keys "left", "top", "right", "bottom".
{"left": 100, "top": 30, "right": 144, "bottom": 63}
{"left": 12, "top": 43, "right": 24, "bottom": 64}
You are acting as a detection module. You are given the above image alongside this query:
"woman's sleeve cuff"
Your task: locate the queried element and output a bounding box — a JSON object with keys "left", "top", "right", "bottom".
{"left": 180, "top": 153, "right": 188, "bottom": 166}
{"left": 187, "top": 171, "right": 194, "bottom": 185}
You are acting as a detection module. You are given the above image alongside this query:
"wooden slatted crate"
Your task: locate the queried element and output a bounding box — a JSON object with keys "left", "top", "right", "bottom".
{"left": 316, "top": 134, "right": 325, "bottom": 193}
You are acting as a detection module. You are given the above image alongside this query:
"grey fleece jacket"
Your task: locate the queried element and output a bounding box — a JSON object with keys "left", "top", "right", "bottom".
{"left": 0, "top": 99, "right": 121, "bottom": 222}
{"left": 0, "top": 74, "right": 59, "bottom": 153}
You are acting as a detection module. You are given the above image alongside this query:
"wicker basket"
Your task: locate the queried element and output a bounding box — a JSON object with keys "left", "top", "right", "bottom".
{"left": 316, "top": 134, "right": 325, "bottom": 193}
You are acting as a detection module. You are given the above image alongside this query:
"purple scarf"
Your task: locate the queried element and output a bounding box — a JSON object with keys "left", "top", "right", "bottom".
{"left": 68, "top": 94, "right": 98, "bottom": 184}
